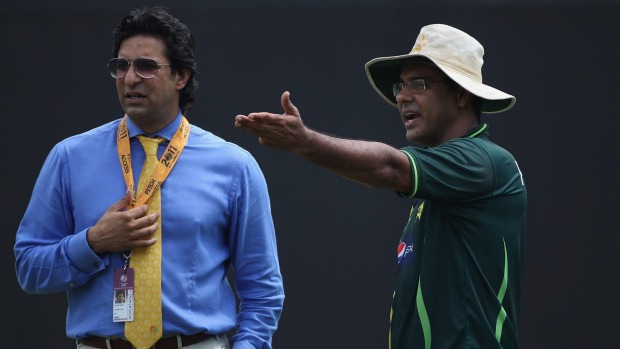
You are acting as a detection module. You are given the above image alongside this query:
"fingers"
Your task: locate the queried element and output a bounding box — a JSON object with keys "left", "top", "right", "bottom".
{"left": 124, "top": 210, "right": 159, "bottom": 248}
{"left": 234, "top": 115, "right": 264, "bottom": 137}
{"left": 248, "top": 112, "right": 281, "bottom": 123}
{"left": 234, "top": 90, "right": 302, "bottom": 150}
{"left": 123, "top": 189, "right": 134, "bottom": 206}
{"left": 124, "top": 204, "right": 151, "bottom": 220}
{"left": 125, "top": 205, "right": 160, "bottom": 241}
{"left": 235, "top": 90, "right": 298, "bottom": 126}
{"left": 88, "top": 202, "right": 159, "bottom": 253}
{"left": 234, "top": 115, "right": 246, "bottom": 128}
{"left": 235, "top": 113, "right": 282, "bottom": 134}
{"left": 130, "top": 209, "right": 159, "bottom": 230}
{"left": 127, "top": 223, "right": 159, "bottom": 247}
{"left": 130, "top": 237, "right": 158, "bottom": 248}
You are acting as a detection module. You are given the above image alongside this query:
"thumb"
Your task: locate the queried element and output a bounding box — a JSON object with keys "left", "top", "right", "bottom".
{"left": 110, "top": 189, "right": 134, "bottom": 211}
{"left": 281, "top": 91, "right": 299, "bottom": 117}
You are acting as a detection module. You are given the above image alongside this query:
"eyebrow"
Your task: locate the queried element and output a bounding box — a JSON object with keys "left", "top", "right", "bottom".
{"left": 398, "top": 76, "right": 433, "bottom": 83}
{"left": 116, "top": 55, "right": 159, "bottom": 60}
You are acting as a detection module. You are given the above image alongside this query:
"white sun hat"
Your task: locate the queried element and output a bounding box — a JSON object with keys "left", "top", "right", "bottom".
{"left": 365, "top": 24, "right": 515, "bottom": 114}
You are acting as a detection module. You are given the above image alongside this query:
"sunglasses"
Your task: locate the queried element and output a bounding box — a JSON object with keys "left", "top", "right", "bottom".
{"left": 107, "top": 57, "right": 171, "bottom": 79}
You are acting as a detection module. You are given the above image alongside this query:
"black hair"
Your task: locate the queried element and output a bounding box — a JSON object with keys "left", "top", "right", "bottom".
{"left": 112, "top": 7, "right": 198, "bottom": 114}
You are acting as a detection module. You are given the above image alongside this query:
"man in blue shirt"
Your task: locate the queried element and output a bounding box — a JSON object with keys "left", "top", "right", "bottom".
{"left": 15, "top": 7, "right": 284, "bottom": 349}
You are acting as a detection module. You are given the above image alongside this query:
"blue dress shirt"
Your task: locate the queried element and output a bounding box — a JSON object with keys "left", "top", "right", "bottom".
{"left": 15, "top": 112, "right": 284, "bottom": 349}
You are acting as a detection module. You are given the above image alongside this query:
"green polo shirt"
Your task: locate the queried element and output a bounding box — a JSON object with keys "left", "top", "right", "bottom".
{"left": 390, "top": 124, "right": 526, "bottom": 349}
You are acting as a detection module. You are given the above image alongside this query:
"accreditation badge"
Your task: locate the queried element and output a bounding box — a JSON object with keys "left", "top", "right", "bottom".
{"left": 113, "top": 268, "right": 135, "bottom": 322}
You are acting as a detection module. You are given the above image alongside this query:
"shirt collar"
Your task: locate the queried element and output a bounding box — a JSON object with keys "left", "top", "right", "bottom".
{"left": 463, "top": 123, "right": 489, "bottom": 139}
{"left": 126, "top": 110, "right": 183, "bottom": 141}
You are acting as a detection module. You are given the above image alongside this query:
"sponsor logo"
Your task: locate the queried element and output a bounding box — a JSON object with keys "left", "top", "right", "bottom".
{"left": 397, "top": 241, "right": 414, "bottom": 264}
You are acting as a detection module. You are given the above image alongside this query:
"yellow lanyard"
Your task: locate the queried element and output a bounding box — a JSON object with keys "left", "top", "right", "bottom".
{"left": 116, "top": 115, "right": 190, "bottom": 206}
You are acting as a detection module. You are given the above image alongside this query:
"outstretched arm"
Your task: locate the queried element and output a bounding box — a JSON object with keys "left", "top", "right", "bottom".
{"left": 235, "top": 91, "right": 412, "bottom": 193}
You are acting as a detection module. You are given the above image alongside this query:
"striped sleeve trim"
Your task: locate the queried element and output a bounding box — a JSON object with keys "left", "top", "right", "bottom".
{"left": 495, "top": 238, "right": 509, "bottom": 342}
{"left": 398, "top": 148, "right": 419, "bottom": 198}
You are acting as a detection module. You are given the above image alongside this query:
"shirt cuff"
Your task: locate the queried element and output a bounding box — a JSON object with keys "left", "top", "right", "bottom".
{"left": 66, "top": 228, "right": 106, "bottom": 272}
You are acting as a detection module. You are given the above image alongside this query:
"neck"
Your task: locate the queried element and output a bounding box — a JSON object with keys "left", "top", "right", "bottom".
{"left": 449, "top": 108, "right": 479, "bottom": 134}
{"left": 427, "top": 112, "right": 479, "bottom": 148}
{"left": 129, "top": 112, "right": 178, "bottom": 135}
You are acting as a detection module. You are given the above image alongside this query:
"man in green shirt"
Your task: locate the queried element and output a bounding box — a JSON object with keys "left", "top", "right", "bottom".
{"left": 235, "top": 24, "right": 526, "bottom": 349}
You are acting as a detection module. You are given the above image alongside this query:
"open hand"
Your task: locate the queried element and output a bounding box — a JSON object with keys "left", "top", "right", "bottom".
{"left": 235, "top": 91, "right": 311, "bottom": 152}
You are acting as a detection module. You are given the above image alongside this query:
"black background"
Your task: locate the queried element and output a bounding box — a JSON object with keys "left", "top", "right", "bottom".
{"left": 2, "top": 1, "right": 619, "bottom": 348}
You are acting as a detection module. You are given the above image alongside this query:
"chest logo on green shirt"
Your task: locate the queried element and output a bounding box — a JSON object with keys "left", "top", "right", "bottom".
{"left": 397, "top": 240, "right": 414, "bottom": 264}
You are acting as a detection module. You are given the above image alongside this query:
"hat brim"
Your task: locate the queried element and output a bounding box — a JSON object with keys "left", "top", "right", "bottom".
{"left": 365, "top": 54, "right": 516, "bottom": 114}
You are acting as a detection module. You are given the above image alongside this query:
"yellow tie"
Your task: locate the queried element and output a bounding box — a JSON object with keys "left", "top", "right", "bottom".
{"left": 125, "top": 136, "right": 164, "bottom": 349}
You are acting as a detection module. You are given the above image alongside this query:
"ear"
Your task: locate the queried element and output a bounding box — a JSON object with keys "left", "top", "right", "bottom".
{"left": 175, "top": 68, "right": 190, "bottom": 91}
{"left": 456, "top": 87, "right": 473, "bottom": 108}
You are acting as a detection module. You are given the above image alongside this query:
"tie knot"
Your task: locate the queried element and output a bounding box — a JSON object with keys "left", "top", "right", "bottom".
{"left": 137, "top": 136, "right": 165, "bottom": 157}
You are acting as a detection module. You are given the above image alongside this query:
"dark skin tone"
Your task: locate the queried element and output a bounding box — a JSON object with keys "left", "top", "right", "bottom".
{"left": 234, "top": 63, "right": 476, "bottom": 194}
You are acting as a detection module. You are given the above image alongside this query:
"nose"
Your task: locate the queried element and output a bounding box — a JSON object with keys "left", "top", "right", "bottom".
{"left": 395, "top": 88, "right": 414, "bottom": 104}
{"left": 122, "top": 64, "right": 142, "bottom": 86}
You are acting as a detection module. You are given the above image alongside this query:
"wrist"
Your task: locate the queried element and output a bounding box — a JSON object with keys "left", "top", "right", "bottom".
{"left": 86, "top": 227, "right": 103, "bottom": 254}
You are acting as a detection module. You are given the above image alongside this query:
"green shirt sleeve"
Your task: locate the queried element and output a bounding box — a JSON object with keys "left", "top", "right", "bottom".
{"left": 399, "top": 138, "right": 495, "bottom": 202}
